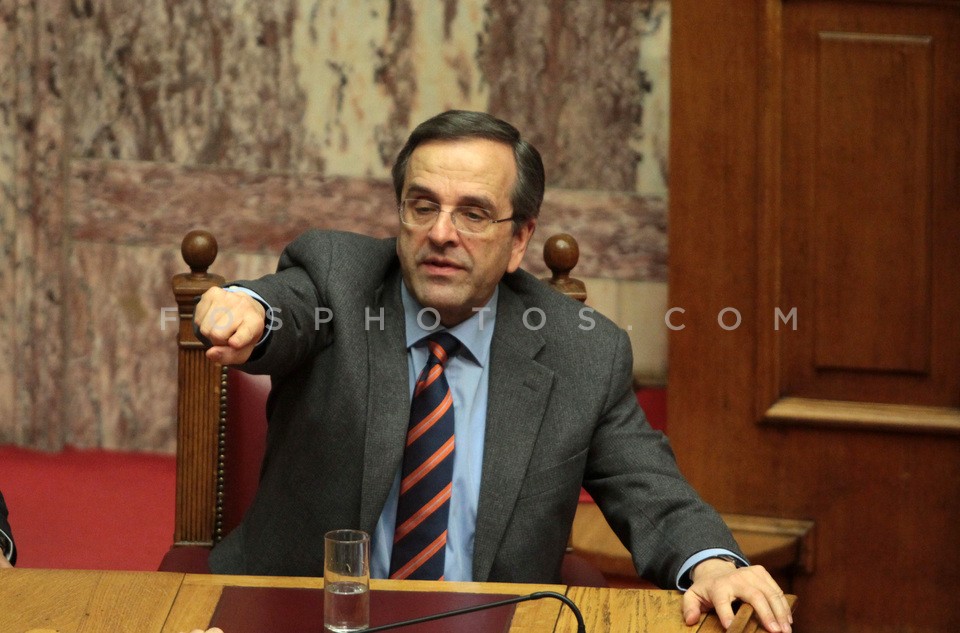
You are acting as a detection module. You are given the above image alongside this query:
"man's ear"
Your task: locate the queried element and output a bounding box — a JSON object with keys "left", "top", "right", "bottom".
{"left": 507, "top": 219, "right": 537, "bottom": 273}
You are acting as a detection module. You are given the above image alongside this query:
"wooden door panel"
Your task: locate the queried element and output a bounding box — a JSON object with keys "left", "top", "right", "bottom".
{"left": 812, "top": 31, "right": 933, "bottom": 375}
{"left": 763, "top": 1, "right": 960, "bottom": 429}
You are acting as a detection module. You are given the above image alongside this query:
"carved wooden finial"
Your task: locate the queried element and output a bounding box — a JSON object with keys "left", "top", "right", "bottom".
{"left": 172, "top": 230, "right": 226, "bottom": 343}
{"left": 542, "top": 233, "right": 587, "bottom": 302}
{"left": 181, "top": 229, "right": 219, "bottom": 275}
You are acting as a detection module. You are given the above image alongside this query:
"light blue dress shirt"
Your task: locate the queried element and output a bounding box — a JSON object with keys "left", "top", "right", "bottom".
{"left": 370, "top": 284, "right": 496, "bottom": 581}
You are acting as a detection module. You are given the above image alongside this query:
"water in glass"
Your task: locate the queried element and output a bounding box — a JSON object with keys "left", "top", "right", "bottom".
{"left": 324, "top": 580, "right": 370, "bottom": 632}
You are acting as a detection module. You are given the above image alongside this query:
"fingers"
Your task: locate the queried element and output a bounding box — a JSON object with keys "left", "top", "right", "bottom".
{"left": 687, "top": 564, "right": 793, "bottom": 633}
{"left": 734, "top": 586, "right": 784, "bottom": 632}
{"left": 738, "top": 566, "right": 792, "bottom": 633}
{"left": 195, "top": 287, "right": 265, "bottom": 362}
{"left": 681, "top": 588, "right": 709, "bottom": 625}
{"left": 759, "top": 567, "right": 793, "bottom": 625}
{"left": 714, "top": 598, "right": 738, "bottom": 629}
{"left": 205, "top": 344, "right": 255, "bottom": 365}
{"left": 682, "top": 584, "right": 738, "bottom": 628}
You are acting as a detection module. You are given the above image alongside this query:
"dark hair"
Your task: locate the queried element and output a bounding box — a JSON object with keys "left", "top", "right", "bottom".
{"left": 391, "top": 110, "right": 545, "bottom": 229}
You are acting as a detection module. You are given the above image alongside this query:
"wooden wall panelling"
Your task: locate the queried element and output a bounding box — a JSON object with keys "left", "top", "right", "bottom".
{"left": 670, "top": 1, "right": 960, "bottom": 631}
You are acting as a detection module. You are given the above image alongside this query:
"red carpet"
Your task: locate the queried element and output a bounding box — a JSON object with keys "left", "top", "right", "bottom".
{"left": 0, "top": 445, "right": 175, "bottom": 571}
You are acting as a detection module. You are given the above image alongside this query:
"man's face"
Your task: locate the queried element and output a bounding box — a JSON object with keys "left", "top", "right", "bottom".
{"left": 396, "top": 137, "right": 536, "bottom": 326}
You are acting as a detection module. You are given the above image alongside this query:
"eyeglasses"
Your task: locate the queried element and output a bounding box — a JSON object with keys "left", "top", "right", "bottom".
{"left": 398, "top": 198, "right": 515, "bottom": 234}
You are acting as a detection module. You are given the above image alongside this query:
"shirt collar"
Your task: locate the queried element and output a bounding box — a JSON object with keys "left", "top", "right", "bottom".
{"left": 400, "top": 283, "right": 498, "bottom": 367}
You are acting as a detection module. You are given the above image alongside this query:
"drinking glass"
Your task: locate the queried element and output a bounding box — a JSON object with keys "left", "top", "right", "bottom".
{"left": 324, "top": 529, "right": 370, "bottom": 632}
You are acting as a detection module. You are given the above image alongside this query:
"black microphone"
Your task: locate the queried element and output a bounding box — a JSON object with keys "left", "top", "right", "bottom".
{"left": 362, "top": 590, "right": 586, "bottom": 633}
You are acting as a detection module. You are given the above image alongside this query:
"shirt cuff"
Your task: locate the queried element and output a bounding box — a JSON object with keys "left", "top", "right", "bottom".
{"left": 675, "top": 548, "right": 749, "bottom": 590}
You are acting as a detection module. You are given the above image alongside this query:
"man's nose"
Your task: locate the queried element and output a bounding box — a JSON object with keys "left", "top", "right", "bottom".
{"left": 428, "top": 209, "right": 460, "bottom": 243}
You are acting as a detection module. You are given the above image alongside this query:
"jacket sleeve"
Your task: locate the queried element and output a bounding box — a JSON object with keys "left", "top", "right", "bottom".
{"left": 581, "top": 328, "right": 743, "bottom": 588}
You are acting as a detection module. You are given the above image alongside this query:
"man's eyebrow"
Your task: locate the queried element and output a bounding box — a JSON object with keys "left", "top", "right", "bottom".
{"left": 404, "top": 185, "right": 498, "bottom": 212}
{"left": 404, "top": 184, "right": 437, "bottom": 199}
{"left": 456, "top": 194, "right": 497, "bottom": 210}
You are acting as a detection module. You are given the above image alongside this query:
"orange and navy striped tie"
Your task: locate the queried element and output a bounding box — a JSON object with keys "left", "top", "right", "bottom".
{"left": 389, "top": 332, "right": 460, "bottom": 580}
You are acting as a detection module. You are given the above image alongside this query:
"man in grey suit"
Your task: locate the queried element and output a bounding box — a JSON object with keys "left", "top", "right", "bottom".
{"left": 195, "top": 110, "right": 792, "bottom": 632}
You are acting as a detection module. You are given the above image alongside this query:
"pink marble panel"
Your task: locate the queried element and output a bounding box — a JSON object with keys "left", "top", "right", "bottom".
{"left": 67, "top": 0, "right": 319, "bottom": 172}
{"left": 0, "top": 0, "right": 20, "bottom": 443}
{"left": 636, "top": 1, "right": 671, "bottom": 197}
{"left": 65, "top": 243, "right": 179, "bottom": 450}
{"left": 69, "top": 159, "right": 666, "bottom": 281}
{"left": 11, "top": 0, "right": 69, "bottom": 450}
{"left": 69, "top": 159, "right": 398, "bottom": 252}
{"left": 65, "top": 0, "right": 670, "bottom": 195}
{"left": 479, "top": 0, "right": 653, "bottom": 192}
{"left": 370, "top": 0, "right": 419, "bottom": 169}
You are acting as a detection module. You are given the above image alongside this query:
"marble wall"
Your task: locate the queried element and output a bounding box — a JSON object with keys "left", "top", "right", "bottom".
{"left": 0, "top": 0, "right": 671, "bottom": 452}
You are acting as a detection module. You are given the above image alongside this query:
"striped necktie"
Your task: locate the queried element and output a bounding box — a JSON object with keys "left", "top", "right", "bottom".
{"left": 389, "top": 332, "right": 460, "bottom": 580}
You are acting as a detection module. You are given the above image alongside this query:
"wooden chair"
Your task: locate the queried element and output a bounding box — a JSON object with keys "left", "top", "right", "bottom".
{"left": 160, "top": 229, "right": 607, "bottom": 587}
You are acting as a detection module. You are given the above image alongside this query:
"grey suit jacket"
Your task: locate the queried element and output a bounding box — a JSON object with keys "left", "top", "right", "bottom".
{"left": 209, "top": 229, "right": 742, "bottom": 587}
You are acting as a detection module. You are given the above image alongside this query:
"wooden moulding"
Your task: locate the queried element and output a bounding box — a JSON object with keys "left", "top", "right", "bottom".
{"left": 763, "top": 397, "right": 960, "bottom": 436}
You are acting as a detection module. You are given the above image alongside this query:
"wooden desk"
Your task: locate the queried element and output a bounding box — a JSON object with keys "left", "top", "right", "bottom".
{"left": 559, "top": 586, "right": 796, "bottom": 633}
{"left": 0, "top": 568, "right": 791, "bottom": 632}
{"left": 0, "top": 568, "right": 183, "bottom": 632}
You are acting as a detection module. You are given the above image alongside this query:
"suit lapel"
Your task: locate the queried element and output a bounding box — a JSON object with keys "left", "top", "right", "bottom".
{"left": 359, "top": 271, "right": 410, "bottom": 533}
{"left": 472, "top": 284, "right": 554, "bottom": 581}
